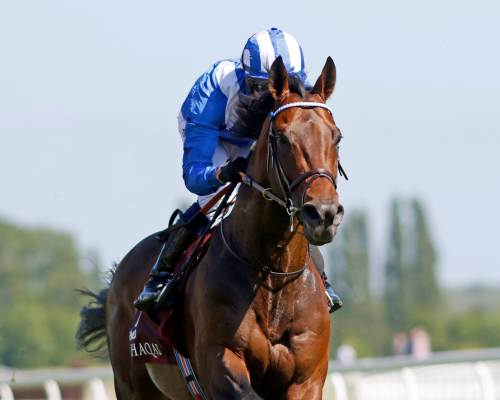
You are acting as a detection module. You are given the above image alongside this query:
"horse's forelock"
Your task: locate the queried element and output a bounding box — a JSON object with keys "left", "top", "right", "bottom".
{"left": 233, "top": 75, "right": 307, "bottom": 139}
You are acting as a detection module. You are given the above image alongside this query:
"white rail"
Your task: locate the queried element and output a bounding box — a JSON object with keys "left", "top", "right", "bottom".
{"left": 323, "top": 361, "right": 500, "bottom": 400}
{"left": 1, "top": 348, "right": 500, "bottom": 399}
{"left": 329, "top": 347, "right": 500, "bottom": 373}
{"left": 0, "top": 367, "right": 115, "bottom": 400}
{"left": 0, "top": 383, "right": 14, "bottom": 400}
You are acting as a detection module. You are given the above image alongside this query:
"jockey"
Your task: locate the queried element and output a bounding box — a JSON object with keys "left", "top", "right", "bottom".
{"left": 134, "top": 28, "right": 342, "bottom": 313}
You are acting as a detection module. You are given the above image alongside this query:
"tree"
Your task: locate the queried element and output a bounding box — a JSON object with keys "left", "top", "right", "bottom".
{"left": 446, "top": 308, "right": 500, "bottom": 349}
{"left": 0, "top": 217, "right": 100, "bottom": 367}
{"left": 411, "top": 199, "right": 440, "bottom": 307}
{"left": 383, "top": 199, "right": 412, "bottom": 332}
{"left": 328, "top": 210, "right": 386, "bottom": 357}
{"left": 382, "top": 198, "right": 445, "bottom": 352}
{"left": 332, "top": 211, "right": 370, "bottom": 312}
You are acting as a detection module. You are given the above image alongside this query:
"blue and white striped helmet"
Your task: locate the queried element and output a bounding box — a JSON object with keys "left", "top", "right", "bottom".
{"left": 241, "top": 27, "right": 306, "bottom": 80}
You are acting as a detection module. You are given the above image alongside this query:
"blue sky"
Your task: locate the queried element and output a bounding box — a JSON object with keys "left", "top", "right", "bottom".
{"left": 1, "top": 0, "right": 499, "bottom": 286}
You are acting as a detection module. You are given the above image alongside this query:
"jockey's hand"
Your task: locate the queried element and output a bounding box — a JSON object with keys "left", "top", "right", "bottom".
{"left": 217, "top": 157, "right": 248, "bottom": 183}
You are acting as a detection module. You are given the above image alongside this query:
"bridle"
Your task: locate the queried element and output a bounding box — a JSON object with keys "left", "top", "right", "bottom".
{"left": 218, "top": 101, "right": 348, "bottom": 280}
{"left": 242, "top": 101, "right": 348, "bottom": 231}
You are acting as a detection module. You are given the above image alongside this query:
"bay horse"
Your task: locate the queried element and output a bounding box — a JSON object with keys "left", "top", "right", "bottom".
{"left": 77, "top": 56, "right": 344, "bottom": 399}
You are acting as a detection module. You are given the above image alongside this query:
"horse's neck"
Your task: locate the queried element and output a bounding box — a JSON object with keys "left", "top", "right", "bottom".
{"left": 225, "top": 156, "right": 309, "bottom": 273}
{"left": 224, "top": 117, "right": 309, "bottom": 271}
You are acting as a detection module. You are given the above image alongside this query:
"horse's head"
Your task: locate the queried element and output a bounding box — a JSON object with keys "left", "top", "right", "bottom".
{"left": 262, "top": 56, "right": 344, "bottom": 246}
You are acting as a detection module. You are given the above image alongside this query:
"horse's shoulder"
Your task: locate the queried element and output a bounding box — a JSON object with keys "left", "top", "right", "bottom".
{"left": 195, "top": 237, "right": 253, "bottom": 292}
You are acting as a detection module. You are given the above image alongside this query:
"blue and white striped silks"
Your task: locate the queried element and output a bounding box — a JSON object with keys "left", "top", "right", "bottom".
{"left": 177, "top": 28, "right": 307, "bottom": 196}
{"left": 241, "top": 27, "right": 306, "bottom": 80}
{"left": 178, "top": 59, "right": 253, "bottom": 196}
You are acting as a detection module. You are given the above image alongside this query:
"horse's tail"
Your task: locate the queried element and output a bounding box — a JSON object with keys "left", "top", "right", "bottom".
{"left": 76, "top": 287, "right": 109, "bottom": 352}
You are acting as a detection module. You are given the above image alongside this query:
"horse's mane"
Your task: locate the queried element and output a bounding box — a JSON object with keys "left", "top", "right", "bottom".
{"left": 232, "top": 75, "right": 307, "bottom": 139}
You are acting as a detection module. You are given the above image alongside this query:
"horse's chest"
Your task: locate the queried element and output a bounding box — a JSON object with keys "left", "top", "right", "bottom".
{"left": 246, "top": 315, "right": 311, "bottom": 389}
{"left": 247, "top": 325, "right": 315, "bottom": 394}
{"left": 245, "top": 287, "right": 328, "bottom": 390}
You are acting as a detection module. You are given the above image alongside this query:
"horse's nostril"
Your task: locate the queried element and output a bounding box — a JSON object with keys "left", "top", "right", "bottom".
{"left": 324, "top": 208, "right": 335, "bottom": 227}
{"left": 302, "top": 203, "right": 340, "bottom": 228}
{"left": 301, "top": 204, "right": 321, "bottom": 224}
{"left": 334, "top": 204, "right": 344, "bottom": 226}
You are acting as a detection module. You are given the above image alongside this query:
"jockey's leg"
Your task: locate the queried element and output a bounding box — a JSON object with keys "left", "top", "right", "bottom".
{"left": 134, "top": 203, "right": 208, "bottom": 311}
{"left": 135, "top": 140, "right": 250, "bottom": 311}
{"left": 310, "top": 246, "right": 343, "bottom": 313}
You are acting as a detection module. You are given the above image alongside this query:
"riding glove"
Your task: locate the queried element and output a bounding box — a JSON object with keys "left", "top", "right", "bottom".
{"left": 218, "top": 157, "right": 248, "bottom": 183}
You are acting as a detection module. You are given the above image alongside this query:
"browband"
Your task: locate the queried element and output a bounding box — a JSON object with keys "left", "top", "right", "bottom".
{"left": 269, "top": 102, "right": 332, "bottom": 120}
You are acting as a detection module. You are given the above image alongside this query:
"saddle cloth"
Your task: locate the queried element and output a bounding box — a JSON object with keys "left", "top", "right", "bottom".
{"left": 128, "top": 233, "right": 213, "bottom": 399}
{"left": 129, "top": 231, "right": 213, "bottom": 364}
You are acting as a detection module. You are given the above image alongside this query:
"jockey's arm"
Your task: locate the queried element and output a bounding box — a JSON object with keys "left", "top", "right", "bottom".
{"left": 182, "top": 123, "right": 224, "bottom": 196}
{"left": 179, "top": 61, "right": 238, "bottom": 196}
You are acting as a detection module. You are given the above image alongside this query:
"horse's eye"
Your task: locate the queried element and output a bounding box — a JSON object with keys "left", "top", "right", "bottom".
{"left": 278, "top": 134, "right": 290, "bottom": 146}
{"left": 334, "top": 133, "right": 343, "bottom": 146}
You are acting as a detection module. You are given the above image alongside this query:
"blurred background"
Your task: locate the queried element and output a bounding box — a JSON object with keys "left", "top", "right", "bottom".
{"left": 1, "top": 0, "right": 499, "bottom": 398}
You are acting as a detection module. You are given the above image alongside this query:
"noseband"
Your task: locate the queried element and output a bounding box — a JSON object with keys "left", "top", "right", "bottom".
{"left": 242, "top": 101, "right": 348, "bottom": 231}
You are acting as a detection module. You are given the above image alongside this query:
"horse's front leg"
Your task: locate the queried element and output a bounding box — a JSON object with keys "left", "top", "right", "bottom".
{"left": 284, "top": 362, "right": 329, "bottom": 400}
{"left": 200, "top": 346, "right": 263, "bottom": 400}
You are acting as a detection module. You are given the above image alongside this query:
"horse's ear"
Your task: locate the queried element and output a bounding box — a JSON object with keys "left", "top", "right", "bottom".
{"left": 268, "top": 56, "right": 289, "bottom": 100}
{"left": 311, "top": 57, "right": 336, "bottom": 101}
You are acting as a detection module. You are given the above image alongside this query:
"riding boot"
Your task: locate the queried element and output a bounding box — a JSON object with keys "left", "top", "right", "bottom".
{"left": 310, "top": 246, "right": 343, "bottom": 313}
{"left": 134, "top": 225, "right": 195, "bottom": 311}
{"left": 322, "top": 272, "right": 343, "bottom": 314}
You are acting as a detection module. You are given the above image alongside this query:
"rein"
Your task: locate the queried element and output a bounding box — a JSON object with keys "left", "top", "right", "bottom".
{"left": 154, "top": 182, "right": 239, "bottom": 311}
{"left": 219, "top": 216, "right": 310, "bottom": 280}
{"left": 242, "top": 101, "right": 348, "bottom": 231}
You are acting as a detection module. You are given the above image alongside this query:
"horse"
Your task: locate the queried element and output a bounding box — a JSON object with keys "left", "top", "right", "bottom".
{"left": 77, "top": 55, "right": 344, "bottom": 399}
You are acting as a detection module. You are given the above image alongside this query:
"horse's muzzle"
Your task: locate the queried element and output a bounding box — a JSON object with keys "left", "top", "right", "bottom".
{"left": 300, "top": 202, "right": 344, "bottom": 245}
